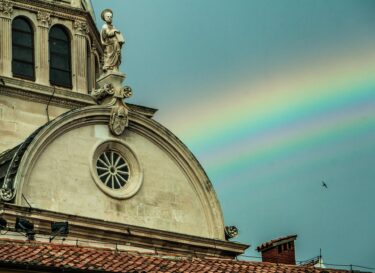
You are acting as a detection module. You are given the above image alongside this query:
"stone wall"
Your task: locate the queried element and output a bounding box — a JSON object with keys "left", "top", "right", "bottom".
{"left": 0, "top": 95, "right": 68, "bottom": 153}
{"left": 22, "top": 124, "right": 216, "bottom": 239}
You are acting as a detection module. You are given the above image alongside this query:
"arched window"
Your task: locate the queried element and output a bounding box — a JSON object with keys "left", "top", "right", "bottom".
{"left": 49, "top": 25, "right": 72, "bottom": 88}
{"left": 12, "top": 17, "right": 34, "bottom": 80}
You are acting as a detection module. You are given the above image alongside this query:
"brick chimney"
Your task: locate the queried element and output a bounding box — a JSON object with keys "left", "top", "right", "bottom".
{"left": 256, "top": 235, "right": 297, "bottom": 265}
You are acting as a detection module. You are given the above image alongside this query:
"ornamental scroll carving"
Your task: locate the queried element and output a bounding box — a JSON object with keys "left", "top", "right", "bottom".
{"left": 225, "top": 226, "right": 239, "bottom": 240}
{"left": 92, "top": 75, "right": 132, "bottom": 136}
{"left": 37, "top": 11, "right": 52, "bottom": 27}
{"left": 0, "top": 188, "right": 14, "bottom": 202}
{"left": 0, "top": 0, "right": 13, "bottom": 17}
{"left": 74, "top": 20, "right": 89, "bottom": 35}
{"left": 91, "top": 83, "right": 115, "bottom": 102}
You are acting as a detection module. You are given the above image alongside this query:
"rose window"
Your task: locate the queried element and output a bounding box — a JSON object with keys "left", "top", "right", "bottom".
{"left": 96, "top": 150, "right": 129, "bottom": 189}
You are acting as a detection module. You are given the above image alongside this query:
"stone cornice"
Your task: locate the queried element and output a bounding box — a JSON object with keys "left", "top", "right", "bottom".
{"left": 0, "top": 76, "right": 95, "bottom": 109}
{"left": 0, "top": 203, "right": 249, "bottom": 258}
{"left": 0, "top": 77, "right": 157, "bottom": 117}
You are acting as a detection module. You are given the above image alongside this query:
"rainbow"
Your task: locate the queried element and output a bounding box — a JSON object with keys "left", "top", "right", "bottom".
{"left": 162, "top": 47, "right": 375, "bottom": 186}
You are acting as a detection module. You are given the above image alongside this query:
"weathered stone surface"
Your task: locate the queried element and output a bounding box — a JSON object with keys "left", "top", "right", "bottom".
{"left": 23, "top": 125, "right": 212, "bottom": 238}
{"left": 0, "top": 96, "right": 67, "bottom": 153}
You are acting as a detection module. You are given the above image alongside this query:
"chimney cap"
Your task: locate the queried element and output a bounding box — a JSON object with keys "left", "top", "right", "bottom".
{"left": 256, "top": 234, "right": 297, "bottom": 252}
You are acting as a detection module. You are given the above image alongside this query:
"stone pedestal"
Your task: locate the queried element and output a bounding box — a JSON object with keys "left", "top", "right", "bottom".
{"left": 94, "top": 71, "right": 127, "bottom": 105}
{"left": 97, "top": 71, "right": 126, "bottom": 89}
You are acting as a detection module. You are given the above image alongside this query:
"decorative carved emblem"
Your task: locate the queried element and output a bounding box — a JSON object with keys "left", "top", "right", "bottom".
{"left": 0, "top": 0, "right": 13, "bottom": 17}
{"left": 74, "top": 20, "right": 89, "bottom": 35}
{"left": 109, "top": 105, "right": 128, "bottom": 136}
{"left": 92, "top": 80, "right": 132, "bottom": 137}
{"left": 91, "top": 83, "right": 115, "bottom": 102}
{"left": 37, "top": 11, "right": 52, "bottom": 27}
{"left": 0, "top": 188, "right": 14, "bottom": 202}
{"left": 225, "top": 226, "right": 239, "bottom": 240}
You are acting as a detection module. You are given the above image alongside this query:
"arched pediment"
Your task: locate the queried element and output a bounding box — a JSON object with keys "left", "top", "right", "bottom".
{"left": 6, "top": 105, "right": 225, "bottom": 240}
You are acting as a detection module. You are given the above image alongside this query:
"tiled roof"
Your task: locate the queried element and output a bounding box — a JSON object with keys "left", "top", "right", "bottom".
{"left": 256, "top": 234, "right": 297, "bottom": 252}
{"left": 0, "top": 239, "right": 348, "bottom": 273}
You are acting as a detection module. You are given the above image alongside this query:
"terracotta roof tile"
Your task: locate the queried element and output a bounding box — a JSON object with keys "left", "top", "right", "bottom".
{"left": 0, "top": 239, "right": 349, "bottom": 273}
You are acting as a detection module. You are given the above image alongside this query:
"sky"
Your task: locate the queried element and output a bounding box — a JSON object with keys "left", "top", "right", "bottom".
{"left": 91, "top": 0, "right": 375, "bottom": 270}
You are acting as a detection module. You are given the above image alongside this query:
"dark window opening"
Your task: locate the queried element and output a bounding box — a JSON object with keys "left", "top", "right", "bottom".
{"left": 12, "top": 17, "right": 35, "bottom": 80}
{"left": 283, "top": 244, "right": 287, "bottom": 251}
{"left": 288, "top": 242, "right": 292, "bottom": 249}
{"left": 278, "top": 245, "right": 282, "bottom": 253}
{"left": 49, "top": 25, "right": 72, "bottom": 88}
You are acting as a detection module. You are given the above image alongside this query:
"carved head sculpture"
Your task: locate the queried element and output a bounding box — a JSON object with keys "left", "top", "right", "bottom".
{"left": 109, "top": 106, "right": 128, "bottom": 136}
{"left": 101, "top": 9, "right": 113, "bottom": 24}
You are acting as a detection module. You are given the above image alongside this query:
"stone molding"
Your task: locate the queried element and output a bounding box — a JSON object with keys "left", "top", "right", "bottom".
{"left": 0, "top": 77, "right": 157, "bottom": 116}
{"left": 0, "top": 76, "right": 95, "bottom": 109}
{"left": 10, "top": 105, "right": 225, "bottom": 240}
{"left": 0, "top": 203, "right": 249, "bottom": 258}
{"left": 0, "top": 0, "right": 13, "bottom": 18}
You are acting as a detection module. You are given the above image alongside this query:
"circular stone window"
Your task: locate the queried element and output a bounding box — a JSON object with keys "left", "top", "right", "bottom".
{"left": 90, "top": 140, "right": 142, "bottom": 199}
{"left": 96, "top": 150, "right": 129, "bottom": 190}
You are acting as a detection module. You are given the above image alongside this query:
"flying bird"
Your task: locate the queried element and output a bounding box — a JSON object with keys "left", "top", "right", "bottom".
{"left": 322, "top": 181, "right": 328, "bottom": 189}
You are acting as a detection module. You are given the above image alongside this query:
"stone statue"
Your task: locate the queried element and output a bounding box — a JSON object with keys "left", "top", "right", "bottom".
{"left": 100, "top": 9, "right": 125, "bottom": 72}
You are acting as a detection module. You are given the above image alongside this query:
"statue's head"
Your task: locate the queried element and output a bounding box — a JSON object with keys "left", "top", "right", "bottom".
{"left": 101, "top": 9, "right": 113, "bottom": 24}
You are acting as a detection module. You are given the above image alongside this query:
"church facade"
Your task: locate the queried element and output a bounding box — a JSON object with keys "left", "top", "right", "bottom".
{"left": 0, "top": 1, "right": 352, "bottom": 272}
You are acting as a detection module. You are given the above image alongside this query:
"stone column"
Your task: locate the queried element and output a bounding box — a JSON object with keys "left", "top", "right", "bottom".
{"left": 36, "top": 11, "right": 52, "bottom": 85}
{"left": 0, "top": 0, "right": 13, "bottom": 77}
{"left": 73, "top": 20, "right": 88, "bottom": 93}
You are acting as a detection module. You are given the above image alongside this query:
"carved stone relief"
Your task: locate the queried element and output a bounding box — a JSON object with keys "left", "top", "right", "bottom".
{"left": 74, "top": 20, "right": 89, "bottom": 35}
{"left": 109, "top": 105, "right": 128, "bottom": 136}
{"left": 0, "top": 188, "right": 14, "bottom": 202}
{"left": 225, "top": 226, "right": 239, "bottom": 240}
{"left": 36, "top": 11, "right": 52, "bottom": 27}
{"left": 91, "top": 83, "right": 115, "bottom": 102}
{"left": 0, "top": 0, "right": 13, "bottom": 18}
